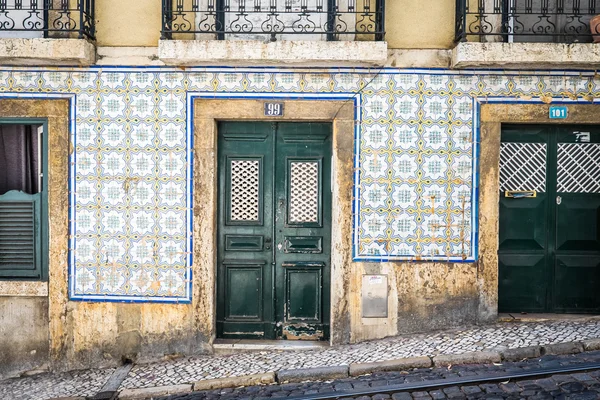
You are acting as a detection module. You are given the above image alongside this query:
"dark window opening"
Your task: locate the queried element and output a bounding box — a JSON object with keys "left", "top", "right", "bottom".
{"left": 0, "top": 125, "right": 41, "bottom": 195}
{"left": 0, "top": 124, "right": 46, "bottom": 280}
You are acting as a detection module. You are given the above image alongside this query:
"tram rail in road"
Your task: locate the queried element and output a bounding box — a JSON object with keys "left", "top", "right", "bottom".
{"left": 284, "top": 361, "right": 600, "bottom": 400}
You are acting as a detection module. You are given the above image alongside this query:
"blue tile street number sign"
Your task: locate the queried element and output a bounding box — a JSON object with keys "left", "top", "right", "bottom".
{"left": 549, "top": 106, "right": 568, "bottom": 119}
{"left": 264, "top": 102, "right": 284, "bottom": 117}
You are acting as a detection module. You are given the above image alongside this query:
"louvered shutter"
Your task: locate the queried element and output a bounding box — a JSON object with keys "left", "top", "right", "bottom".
{"left": 0, "top": 190, "right": 42, "bottom": 279}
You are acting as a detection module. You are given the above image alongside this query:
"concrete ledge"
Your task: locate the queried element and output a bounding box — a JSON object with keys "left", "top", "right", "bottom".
{"left": 158, "top": 40, "right": 388, "bottom": 67}
{"left": 500, "top": 346, "right": 542, "bottom": 362}
{"left": 433, "top": 351, "right": 502, "bottom": 367}
{"left": 118, "top": 384, "right": 192, "bottom": 400}
{"left": 582, "top": 338, "right": 600, "bottom": 351}
{"left": 96, "top": 46, "right": 163, "bottom": 66}
{"left": 453, "top": 42, "right": 600, "bottom": 70}
{"left": 349, "top": 356, "right": 432, "bottom": 376}
{"left": 193, "top": 372, "right": 275, "bottom": 391}
{"left": 386, "top": 49, "right": 451, "bottom": 68}
{"left": 0, "top": 281, "right": 48, "bottom": 297}
{"left": 541, "top": 342, "right": 584, "bottom": 356}
{"left": 0, "top": 38, "right": 95, "bottom": 66}
{"left": 277, "top": 365, "right": 349, "bottom": 383}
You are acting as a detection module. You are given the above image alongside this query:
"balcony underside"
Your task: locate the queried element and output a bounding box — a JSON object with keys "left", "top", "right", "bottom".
{"left": 158, "top": 39, "right": 388, "bottom": 67}
{"left": 453, "top": 42, "right": 600, "bottom": 70}
{"left": 0, "top": 38, "right": 95, "bottom": 66}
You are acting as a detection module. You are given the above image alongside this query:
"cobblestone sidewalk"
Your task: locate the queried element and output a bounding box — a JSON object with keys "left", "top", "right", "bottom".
{"left": 2, "top": 319, "right": 600, "bottom": 400}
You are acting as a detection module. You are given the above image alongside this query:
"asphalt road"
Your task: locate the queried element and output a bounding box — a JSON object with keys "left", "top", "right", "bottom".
{"left": 156, "top": 350, "right": 600, "bottom": 400}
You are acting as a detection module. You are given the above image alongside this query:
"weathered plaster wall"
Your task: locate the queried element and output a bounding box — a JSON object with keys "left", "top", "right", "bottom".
{"left": 0, "top": 297, "right": 49, "bottom": 378}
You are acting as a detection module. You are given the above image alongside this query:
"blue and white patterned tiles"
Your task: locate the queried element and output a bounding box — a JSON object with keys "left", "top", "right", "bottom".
{"left": 0, "top": 67, "right": 598, "bottom": 301}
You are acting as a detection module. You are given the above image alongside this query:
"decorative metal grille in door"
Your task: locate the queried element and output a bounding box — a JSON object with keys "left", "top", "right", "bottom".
{"left": 230, "top": 159, "right": 260, "bottom": 222}
{"left": 557, "top": 143, "right": 600, "bottom": 193}
{"left": 289, "top": 161, "right": 320, "bottom": 223}
{"left": 499, "top": 142, "right": 547, "bottom": 192}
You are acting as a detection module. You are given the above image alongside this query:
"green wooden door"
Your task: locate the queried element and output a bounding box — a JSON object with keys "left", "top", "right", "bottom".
{"left": 217, "top": 122, "right": 332, "bottom": 340}
{"left": 499, "top": 125, "right": 600, "bottom": 313}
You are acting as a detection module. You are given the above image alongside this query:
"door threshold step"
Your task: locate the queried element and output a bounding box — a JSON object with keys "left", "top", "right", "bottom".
{"left": 213, "top": 339, "right": 329, "bottom": 353}
{"left": 498, "top": 313, "right": 600, "bottom": 323}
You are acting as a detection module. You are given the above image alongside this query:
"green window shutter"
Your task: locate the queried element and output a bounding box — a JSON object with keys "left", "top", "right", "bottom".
{"left": 0, "top": 190, "right": 42, "bottom": 279}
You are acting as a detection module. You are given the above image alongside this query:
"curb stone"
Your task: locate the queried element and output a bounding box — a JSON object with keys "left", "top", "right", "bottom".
{"left": 117, "top": 384, "right": 192, "bottom": 400}
{"left": 90, "top": 392, "right": 117, "bottom": 400}
{"left": 582, "top": 338, "right": 600, "bottom": 351}
{"left": 500, "top": 346, "right": 542, "bottom": 361}
{"left": 433, "top": 351, "right": 502, "bottom": 367}
{"left": 48, "top": 397, "right": 87, "bottom": 400}
{"left": 111, "top": 339, "right": 600, "bottom": 395}
{"left": 349, "top": 356, "right": 433, "bottom": 376}
{"left": 541, "top": 342, "right": 584, "bottom": 356}
{"left": 277, "top": 365, "right": 349, "bottom": 383}
{"left": 193, "top": 372, "right": 276, "bottom": 391}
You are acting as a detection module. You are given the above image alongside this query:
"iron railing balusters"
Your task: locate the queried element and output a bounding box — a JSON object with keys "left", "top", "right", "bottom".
{"left": 455, "top": 0, "right": 599, "bottom": 42}
{"left": 0, "top": 0, "right": 94, "bottom": 39}
{"left": 161, "top": 0, "right": 384, "bottom": 41}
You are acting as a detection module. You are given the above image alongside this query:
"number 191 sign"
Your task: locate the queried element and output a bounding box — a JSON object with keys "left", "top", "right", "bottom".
{"left": 264, "top": 102, "right": 284, "bottom": 117}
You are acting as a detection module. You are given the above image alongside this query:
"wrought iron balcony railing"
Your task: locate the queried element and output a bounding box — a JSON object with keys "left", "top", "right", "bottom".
{"left": 456, "top": 0, "right": 599, "bottom": 43}
{"left": 0, "top": 0, "right": 95, "bottom": 40}
{"left": 161, "top": 0, "right": 385, "bottom": 41}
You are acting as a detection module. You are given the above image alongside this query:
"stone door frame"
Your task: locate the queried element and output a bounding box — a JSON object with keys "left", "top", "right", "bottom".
{"left": 477, "top": 101, "right": 600, "bottom": 315}
{"left": 192, "top": 98, "right": 355, "bottom": 345}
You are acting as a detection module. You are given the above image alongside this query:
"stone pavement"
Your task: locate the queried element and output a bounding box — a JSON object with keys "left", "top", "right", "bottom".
{"left": 160, "top": 350, "right": 600, "bottom": 399}
{"left": 2, "top": 319, "right": 600, "bottom": 400}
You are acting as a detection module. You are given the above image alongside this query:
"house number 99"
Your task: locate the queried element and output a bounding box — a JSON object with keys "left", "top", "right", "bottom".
{"left": 264, "top": 102, "right": 284, "bottom": 117}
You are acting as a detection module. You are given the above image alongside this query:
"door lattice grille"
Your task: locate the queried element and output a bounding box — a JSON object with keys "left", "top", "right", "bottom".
{"left": 230, "top": 160, "right": 260, "bottom": 221}
{"left": 499, "top": 142, "right": 547, "bottom": 192}
{"left": 557, "top": 143, "right": 600, "bottom": 193}
{"left": 289, "top": 162, "right": 319, "bottom": 223}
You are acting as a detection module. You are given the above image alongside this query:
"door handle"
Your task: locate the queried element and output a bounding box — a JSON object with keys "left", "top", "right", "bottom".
{"left": 556, "top": 196, "right": 562, "bottom": 205}
{"left": 265, "top": 238, "right": 272, "bottom": 250}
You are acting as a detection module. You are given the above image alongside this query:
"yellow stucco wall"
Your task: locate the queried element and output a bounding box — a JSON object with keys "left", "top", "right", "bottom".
{"left": 94, "top": 0, "right": 455, "bottom": 49}
{"left": 95, "top": 0, "right": 161, "bottom": 47}
{"left": 386, "top": 0, "right": 456, "bottom": 49}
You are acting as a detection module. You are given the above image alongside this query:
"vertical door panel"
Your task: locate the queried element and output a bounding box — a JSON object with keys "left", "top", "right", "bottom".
{"left": 225, "top": 263, "right": 264, "bottom": 319}
{"left": 275, "top": 123, "right": 331, "bottom": 340}
{"left": 217, "top": 122, "right": 275, "bottom": 339}
{"left": 498, "top": 126, "right": 550, "bottom": 313}
{"left": 554, "top": 127, "right": 600, "bottom": 312}
{"left": 554, "top": 256, "right": 600, "bottom": 312}
{"left": 498, "top": 197, "right": 547, "bottom": 251}
{"left": 285, "top": 267, "right": 322, "bottom": 321}
{"left": 498, "top": 254, "right": 548, "bottom": 312}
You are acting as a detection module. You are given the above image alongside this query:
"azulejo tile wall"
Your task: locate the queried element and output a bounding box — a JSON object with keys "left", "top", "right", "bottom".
{"left": 1, "top": 67, "right": 597, "bottom": 302}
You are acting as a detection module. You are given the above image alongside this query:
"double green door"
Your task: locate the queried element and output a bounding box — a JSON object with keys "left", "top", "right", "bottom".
{"left": 217, "top": 122, "right": 332, "bottom": 340}
{"left": 499, "top": 125, "right": 600, "bottom": 313}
